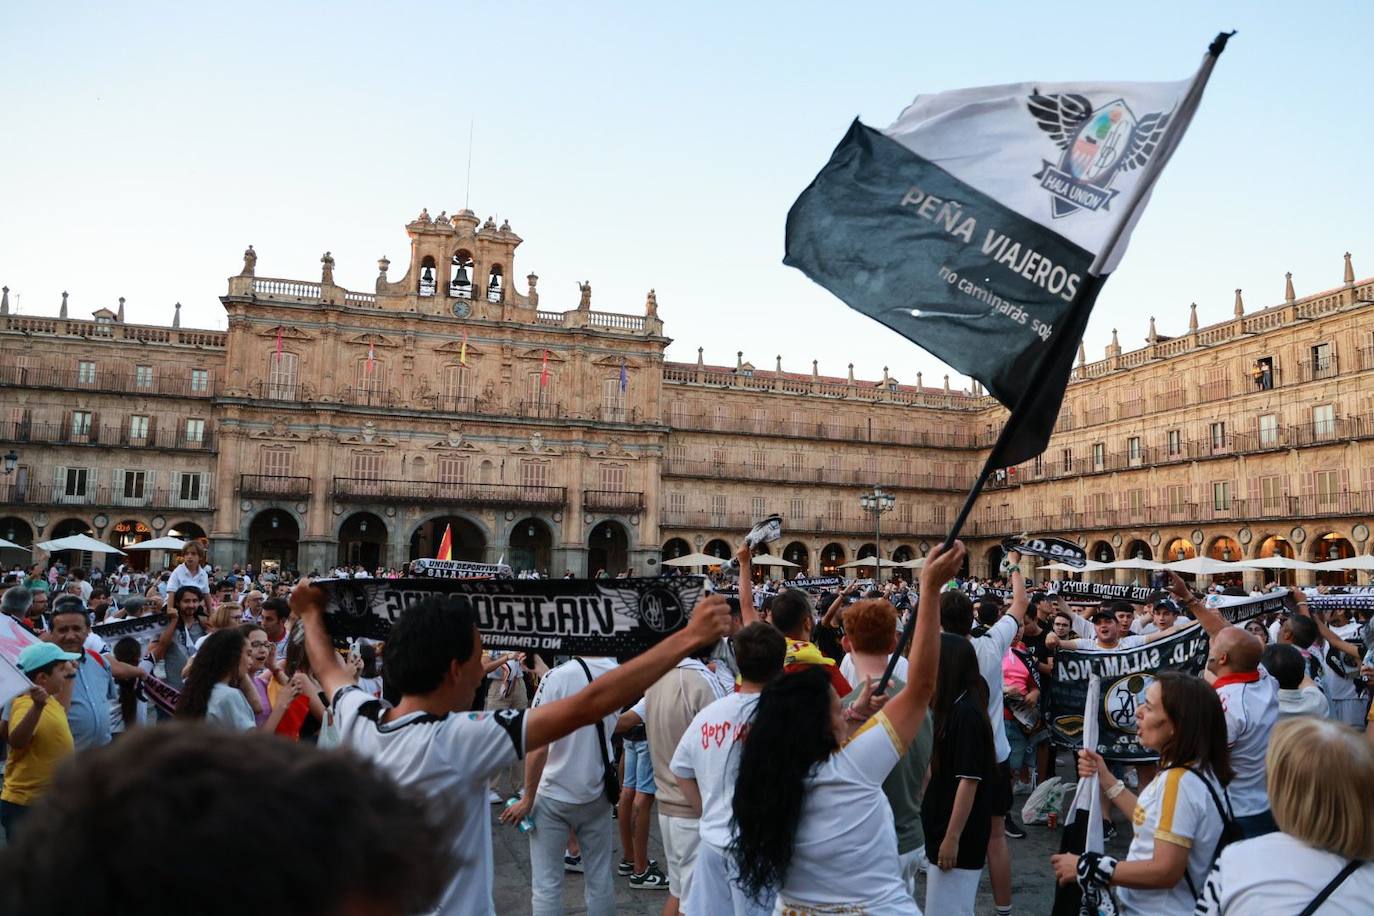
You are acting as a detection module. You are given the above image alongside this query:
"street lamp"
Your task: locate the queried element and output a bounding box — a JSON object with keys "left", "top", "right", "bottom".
{"left": 859, "top": 486, "right": 896, "bottom": 578}
{"left": 2, "top": 450, "right": 16, "bottom": 475}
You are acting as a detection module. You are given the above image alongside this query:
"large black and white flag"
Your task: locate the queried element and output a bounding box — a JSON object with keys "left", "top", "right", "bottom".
{"left": 786, "top": 34, "right": 1232, "bottom": 467}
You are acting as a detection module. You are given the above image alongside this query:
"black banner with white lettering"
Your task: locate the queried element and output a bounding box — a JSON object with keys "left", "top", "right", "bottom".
{"left": 409, "top": 559, "right": 511, "bottom": 579}
{"left": 1003, "top": 535, "right": 1087, "bottom": 569}
{"left": 787, "top": 576, "right": 843, "bottom": 591}
{"left": 1047, "top": 593, "right": 1279, "bottom": 760}
{"left": 93, "top": 613, "right": 171, "bottom": 651}
{"left": 315, "top": 576, "right": 707, "bottom": 657}
{"left": 1054, "top": 581, "right": 1158, "bottom": 604}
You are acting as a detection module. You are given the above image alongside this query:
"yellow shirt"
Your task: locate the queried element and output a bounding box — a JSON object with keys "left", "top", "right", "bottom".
{"left": 1, "top": 695, "right": 75, "bottom": 806}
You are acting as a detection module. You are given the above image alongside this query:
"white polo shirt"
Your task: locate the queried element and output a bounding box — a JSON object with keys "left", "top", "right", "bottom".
{"left": 1214, "top": 670, "right": 1278, "bottom": 817}
{"left": 529, "top": 657, "right": 619, "bottom": 805}
{"left": 972, "top": 614, "right": 1017, "bottom": 762}
{"left": 1196, "top": 831, "right": 1374, "bottom": 915}
{"left": 1117, "top": 767, "right": 1226, "bottom": 916}
{"left": 333, "top": 685, "right": 525, "bottom": 916}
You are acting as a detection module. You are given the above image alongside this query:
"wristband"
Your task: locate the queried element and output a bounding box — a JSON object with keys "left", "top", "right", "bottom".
{"left": 1105, "top": 780, "right": 1126, "bottom": 800}
{"left": 1077, "top": 852, "right": 1118, "bottom": 891}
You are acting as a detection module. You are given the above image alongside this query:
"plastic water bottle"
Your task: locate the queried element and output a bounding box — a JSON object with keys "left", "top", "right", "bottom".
{"left": 504, "top": 796, "right": 534, "bottom": 833}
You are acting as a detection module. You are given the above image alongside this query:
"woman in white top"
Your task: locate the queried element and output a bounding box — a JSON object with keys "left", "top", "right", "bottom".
{"left": 174, "top": 628, "right": 294, "bottom": 732}
{"left": 166, "top": 541, "right": 210, "bottom": 597}
{"left": 1195, "top": 716, "right": 1374, "bottom": 915}
{"left": 1052, "top": 672, "right": 1234, "bottom": 914}
{"left": 729, "top": 541, "right": 966, "bottom": 915}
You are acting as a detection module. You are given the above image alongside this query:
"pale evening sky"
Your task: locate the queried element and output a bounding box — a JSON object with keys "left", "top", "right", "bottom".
{"left": 1, "top": 0, "right": 1370, "bottom": 389}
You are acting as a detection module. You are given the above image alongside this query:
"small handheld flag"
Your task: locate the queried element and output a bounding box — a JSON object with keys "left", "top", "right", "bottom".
{"left": 539, "top": 349, "right": 550, "bottom": 388}
{"left": 436, "top": 524, "right": 453, "bottom": 561}
{"left": 619, "top": 358, "right": 628, "bottom": 394}
{"left": 274, "top": 327, "right": 283, "bottom": 364}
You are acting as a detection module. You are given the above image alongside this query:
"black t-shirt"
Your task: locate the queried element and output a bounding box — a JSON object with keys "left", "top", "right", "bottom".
{"left": 1021, "top": 629, "right": 1052, "bottom": 681}
{"left": 921, "top": 693, "right": 996, "bottom": 869}
{"left": 813, "top": 622, "right": 845, "bottom": 666}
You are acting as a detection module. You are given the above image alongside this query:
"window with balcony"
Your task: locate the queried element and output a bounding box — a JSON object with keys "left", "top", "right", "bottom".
{"left": 711, "top": 494, "right": 728, "bottom": 520}
{"left": 1127, "top": 436, "right": 1142, "bottom": 466}
{"left": 178, "top": 472, "right": 203, "bottom": 503}
{"left": 751, "top": 496, "right": 766, "bottom": 518}
{"left": 1315, "top": 469, "right": 1338, "bottom": 508}
{"left": 261, "top": 447, "right": 293, "bottom": 477}
{"left": 668, "top": 492, "right": 687, "bottom": 515}
{"left": 185, "top": 418, "right": 206, "bottom": 444}
{"left": 711, "top": 449, "right": 726, "bottom": 471}
{"left": 826, "top": 499, "right": 843, "bottom": 525}
{"left": 752, "top": 408, "right": 767, "bottom": 434}
{"left": 520, "top": 459, "right": 549, "bottom": 488}
{"left": 1167, "top": 485, "right": 1186, "bottom": 514}
{"left": 128, "top": 415, "right": 149, "bottom": 441}
{"left": 751, "top": 450, "right": 765, "bottom": 473}
{"left": 352, "top": 452, "right": 382, "bottom": 482}
{"left": 790, "top": 452, "right": 804, "bottom": 473}
{"left": 1167, "top": 429, "right": 1182, "bottom": 457}
{"left": 190, "top": 368, "right": 209, "bottom": 392}
{"left": 789, "top": 497, "right": 805, "bottom": 521}
{"left": 1311, "top": 343, "right": 1334, "bottom": 378}
{"left": 64, "top": 467, "right": 90, "bottom": 498}
{"left": 121, "top": 470, "right": 147, "bottom": 500}
{"left": 1260, "top": 475, "right": 1282, "bottom": 512}
{"left": 78, "top": 361, "right": 96, "bottom": 384}
{"left": 714, "top": 404, "right": 730, "bottom": 427}
{"left": 1091, "top": 442, "right": 1105, "bottom": 471}
{"left": 437, "top": 456, "right": 467, "bottom": 485}
{"left": 1060, "top": 496, "right": 1074, "bottom": 516}
{"left": 1032, "top": 455, "right": 1044, "bottom": 477}
{"left": 932, "top": 504, "right": 947, "bottom": 526}
{"left": 71, "top": 410, "right": 92, "bottom": 438}
{"left": 443, "top": 365, "right": 470, "bottom": 405}
{"left": 1129, "top": 489, "right": 1145, "bottom": 517}
{"left": 1212, "top": 481, "right": 1231, "bottom": 512}
{"left": 1060, "top": 447, "right": 1073, "bottom": 472}
{"left": 788, "top": 410, "right": 804, "bottom": 436}
{"left": 1258, "top": 413, "right": 1279, "bottom": 448}
{"left": 669, "top": 400, "right": 688, "bottom": 427}
{"left": 1313, "top": 404, "right": 1335, "bottom": 439}
{"left": 1210, "top": 421, "right": 1227, "bottom": 452}
{"left": 600, "top": 463, "right": 626, "bottom": 492}
{"left": 267, "top": 352, "right": 299, "bottom": 400}
{"left": 601, "top": 377, "right": 627, "bottom": 421}
{"left": 669, "top": 443, "right": 686, "bottom": 464}
{"left": 899, "top": 503, "right": 913, "bottom": 524}
{"left": 135, "top": 365, "right": 154, "bottom": 389}
{"left": 1251, "top": 356, "right": 1274, "bottom": 390}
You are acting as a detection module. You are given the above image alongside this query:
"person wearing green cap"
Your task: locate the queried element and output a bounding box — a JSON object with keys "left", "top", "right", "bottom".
{"left": 1, "top": 642, "right": 80, "bottom": 839}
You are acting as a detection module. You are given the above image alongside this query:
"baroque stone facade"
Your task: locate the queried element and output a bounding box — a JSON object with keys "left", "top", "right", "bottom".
{"left": 0, "top": 215, "right": 1369, "bottom": 586}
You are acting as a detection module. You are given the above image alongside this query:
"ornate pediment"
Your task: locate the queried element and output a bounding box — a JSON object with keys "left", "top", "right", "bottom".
{"left": 425, "top": 425, "right": 484, "bottom": 452}
{"left": 434, "top": 338, "right": 486, "bottom": 357}
{"left": 590, "top": 355, "right": 642, "bottom": 370}
{"left": 510, "top": 432, "right": 562, "bottom": 456}
{"left": 257, "top": 325, "right": 314, "bottom": 342}
{"left": 249, "top": 417, "right": 307, "bottom": 441}
{"left": 344, "top": 332, "right": 402, "bottom": 348}
{"left": 588, "top": 438, "right": 637, "bottom": 459}
{"left": 338, "top": 420, "right": 397, "bottom": 447}
{"left": 516, "top": 348, "right": 566, "bottom": 363}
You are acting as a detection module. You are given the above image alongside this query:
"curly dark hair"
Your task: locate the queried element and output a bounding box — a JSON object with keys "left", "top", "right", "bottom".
{"left": 175, "top": 628, "right": 246, "bottom": 719}
{"left": 729, "top": 665, "right": 837, "bottom": 901}
{"left": 0, "top": 724, "right": 455, "bottom": 915}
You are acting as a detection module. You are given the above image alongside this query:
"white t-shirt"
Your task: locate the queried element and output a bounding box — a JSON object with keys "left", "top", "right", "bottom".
{"left": 668, "top": 691, "right": 760, "bottom": 850}
{"left": 839, "top": 653, "right": 907, "bottom": 690}
{"left": 1321, "top": 623, "right": 1361, "bottom": 702}
{"left": 1116, "top": 767, "right": 1226, "bottom": 916}
{"left": 972, "top": 614, "right": 1017, "bottom": 762}
{"left": 1078, "top": 633, "right": 1151, "bottom": 651}
{"left": 206, "top": 682, "right": 256, "bottom": 731}
{"left": 1195, "top": 831, "right": 1374, "bottom": 916}
{"left": 530, "top": 657, "right": 618, "bottom": 806}
{"left": 773, "top": 713, "right": 914, "bottom": 913}
{"left": 333, "top": 684, "right": 525, "bottom": 916}
{"left": 1215, "top": 671, "right": 1278, "bottom": 817}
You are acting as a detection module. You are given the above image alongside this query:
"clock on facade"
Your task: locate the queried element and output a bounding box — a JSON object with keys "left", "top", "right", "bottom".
{"left": 452, "top": 300, "right": 471, "bottom": 318}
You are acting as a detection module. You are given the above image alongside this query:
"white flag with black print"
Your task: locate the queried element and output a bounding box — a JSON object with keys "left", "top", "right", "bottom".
{"left": 786, "top": 33, "right": 1233, "bottom": 469}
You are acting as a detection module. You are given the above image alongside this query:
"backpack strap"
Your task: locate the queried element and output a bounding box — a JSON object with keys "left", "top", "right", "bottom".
{"left": 1178, "top": 766, "right": 1235, "bottom": 900}
{"left": 1297, "top": 860, "right": 1362, "bottom": 916}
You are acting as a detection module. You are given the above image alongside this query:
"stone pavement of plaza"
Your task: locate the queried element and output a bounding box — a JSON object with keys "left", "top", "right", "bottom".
{"left": 489, "top": 783, "right": 1132, "bottom": 914}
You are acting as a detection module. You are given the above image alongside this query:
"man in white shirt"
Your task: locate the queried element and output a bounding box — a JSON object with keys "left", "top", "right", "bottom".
{"left": 295, "top": 583, "right": 731, "bottom": 916}
{"left": 1051, "top": 606, "right": 1184, "bottom": 652}
{"left": 939, "top": 554, "right": 1027, "bottom": 916}
{"left": 1166, "top": 573, "right": 1280, "bottom": 838}
{"left": 669, "top": 622, "right": 786, "bottom": 916}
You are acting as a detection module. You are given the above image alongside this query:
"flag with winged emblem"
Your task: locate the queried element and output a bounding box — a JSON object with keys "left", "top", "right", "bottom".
{"left": 785, "top": 33, "right": 1232, "bottom": 470}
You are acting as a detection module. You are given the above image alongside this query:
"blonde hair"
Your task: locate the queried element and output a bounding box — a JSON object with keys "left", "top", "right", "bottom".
{"left": 182, "top": 541, "right": 206, "bottom": 560}
{"left": 206, "top": 603, "right": 241, "bottom": 630}
{"left": 1267, "top": 717, "right": 1374, "bottom": 859}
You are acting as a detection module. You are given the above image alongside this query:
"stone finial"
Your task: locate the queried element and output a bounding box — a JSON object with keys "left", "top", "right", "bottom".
{"left": 378, "top": 256, "right": 390, "bottom": 278}
{"left": 577, "top": 280, "right": 592, "bottom": 310}
{"left": 1284, "top": 272, "right": 1295, "bottom": 303}
{"left": 499, "top": 219, "right": 511, "bottom": 232}
{"left": 811, "top": 359, "right": 818, "bottom": 379}
{"left": 1107, "top": 328, "right": 1120, "bottom": 357}
{"left": 117, "top": 297, "right": 125, "bottom": 322}
{"left": 736, "top": 351, "right": 744, "bottom": 371}
{"left": 1345, "top": 252, "right": 1355, "bottom": 286}
{"left": 173, "top": 302, "right": 182, "bottom": 328}
{"left": 916, "top": 371, "right": 923, "bottom": 388}
{"left": 1188, "top": 302, "right": 1199, "bottom": 332}
{"left": 60, "top": 291, "right": 68, "bottom": 319}
{"left": 1233, "top": 288, "right": 1244, "bottom": 318}
{"left": 696, "top": 346, "right": 704, "bottom": 367}
{"left": 1148, "top": 316, "right": 1158, "bottom": 343}
{"left": 1077, "top": 340, "right": 1086, "bottom": 367}
{"left": 847, "top": 363, "right": 855, "bottom": 384}
{"left": 320, "top": 251, "right": 335, "bottom": 285}
{"left": 645, "top": 288, "right": 657, "bottom": 317}
{"left": 1, "top": 286, "right": 9, "bottom": 316}
{"left": 526, "top": 272, "right": 539, "bottom": 307}
{"left": 240, "top": 245, "right": 256, "bottom": 277}
{"left": 943, "top": 374, "right": 950, "bottom": 392}
{"left": 775, "top": 355, "right": 782, "bottom": 373}
{"left": 882, "top": 366, "right": 890, "bottom": 385}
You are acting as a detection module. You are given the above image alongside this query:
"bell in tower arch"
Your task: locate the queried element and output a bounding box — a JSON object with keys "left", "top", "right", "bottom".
{"left": 422, "top": 265, "right": 435, "bottom": 284}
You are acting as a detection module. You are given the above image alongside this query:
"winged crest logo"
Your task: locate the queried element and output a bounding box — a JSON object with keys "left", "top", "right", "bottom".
{"left": 1027, "top": 91, "right": 1172, "bottom": 218}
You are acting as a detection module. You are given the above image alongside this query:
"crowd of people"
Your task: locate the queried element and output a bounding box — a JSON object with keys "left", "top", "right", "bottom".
{"left": 3, "top": 536, "right": 1374, "bottom": 915}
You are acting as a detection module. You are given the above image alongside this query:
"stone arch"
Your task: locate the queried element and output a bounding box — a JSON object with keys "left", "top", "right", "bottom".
{"left": 1124, "top": 539, "right": 1153, "bottom": 562}
{"left": 588, "top": 519, "right": 630, "bottom": 577}
{"left": 820, "top": 542, "right": 846, "bottom": 574}
{"left": 985, "top": 544, "right": 1005, "bottom": 580}
{"left": 782, "top": 541, "right": 810, "bottom": 577}
{"left": 509, "top": 517, "right": 555, "bottom": 576}
{"left": 1254, "top": 534, "right": 1297, "bottom": 586}
{"left": 410, "top": 513, "right": 489, "bottom": 563}
{"left": 0, "top": 517, "right": 34, "bottom": 569}
{"left": 1311, "top": 531, "right": 1356, "bottom": 586}
{"left": 891, "top": 544, "right": 916, "bottom": 564}
{"left": 246, "top": 509, "right": 301, "bottom": 574}
{"left": 338, "top": 511, "right": 388, "bottom": 570}
{"left": 109, "top": 519, "right": 153, "bottom": 571}
{"left": 703, "top": 539, "right": 732, "bottom": 561}
{"left": 661, "top": 538, "right": 691, "bottom": 562}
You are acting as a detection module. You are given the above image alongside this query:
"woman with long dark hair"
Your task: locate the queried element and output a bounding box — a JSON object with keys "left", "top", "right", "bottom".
{"left": 177, "top": 629, "right": 295, "bottom": 732}
{"left": 920, "top": 632, "right": 997, "bottom": 913}
{"left": 1052, "top": 672, "right": 1235, "bottom": 914}
{"left": 729, "top": 541, "right": 965, "bottom": 913}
